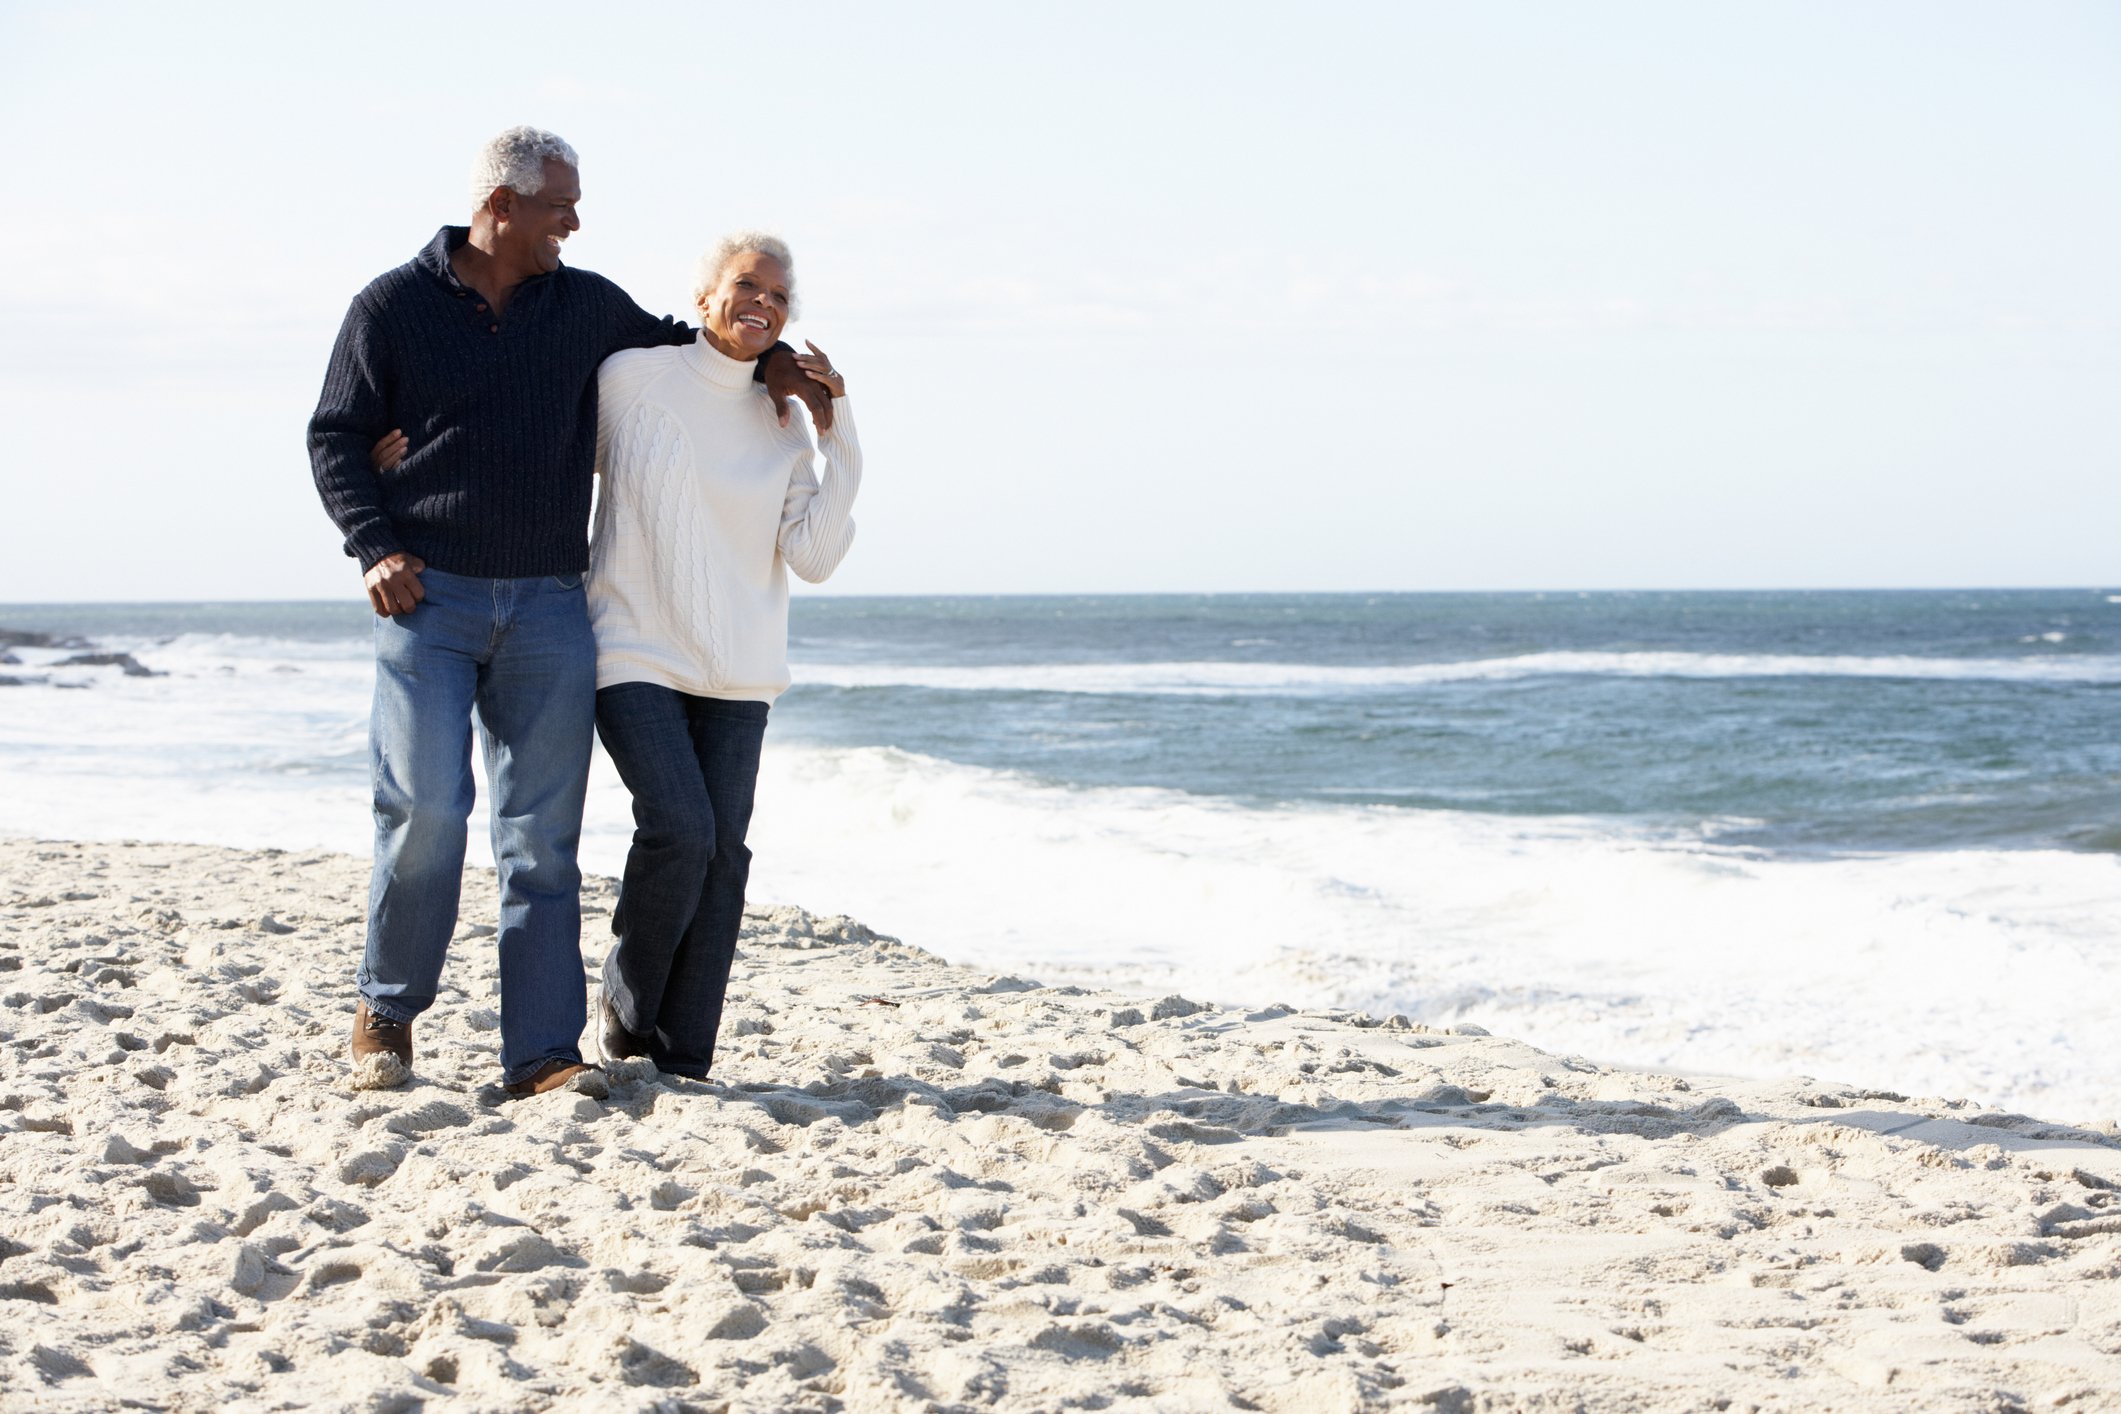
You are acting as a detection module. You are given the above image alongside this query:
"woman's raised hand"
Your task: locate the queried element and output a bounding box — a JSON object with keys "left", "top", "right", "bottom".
{"left": 795, "top": 341, "right": 846, "bottom": 400}
{"left": 369, "top": 429, "right": 409, "bottom": 473}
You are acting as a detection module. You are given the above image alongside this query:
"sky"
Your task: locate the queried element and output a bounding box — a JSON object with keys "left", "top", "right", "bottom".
{"left": 1, "top": 0, "right": 2116, "bottom": 601}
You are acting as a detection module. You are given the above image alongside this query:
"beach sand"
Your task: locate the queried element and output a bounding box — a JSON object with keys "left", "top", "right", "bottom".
{"left": 2, "top": 838, "right": 2118, "bottom": 1411}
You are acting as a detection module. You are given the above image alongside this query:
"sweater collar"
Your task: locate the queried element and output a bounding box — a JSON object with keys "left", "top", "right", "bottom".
{"left": 681, "top": 335, "right": 761, "bottom": 391}
{"left": 416, "top": 225, "right": 560, "bottom": 292}
{"left": 415, "top": 227, "right": 468, "bottom": 290}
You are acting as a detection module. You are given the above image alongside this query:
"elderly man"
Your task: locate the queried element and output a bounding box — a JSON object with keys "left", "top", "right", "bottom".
{"left": 308, "top": 126, "right": 828, "bottom": 1096}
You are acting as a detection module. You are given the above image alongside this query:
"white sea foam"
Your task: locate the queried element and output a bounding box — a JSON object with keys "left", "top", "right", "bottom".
{"left": 712, "top": 744, "right": 2121, "bottom": 1125}
{"left": 793, "top": 650, "right": 2121, "bottom": 695}
{"left": 4, "top": 631, "right": 2117, "bottom": 1125}
{"left": 9, "top": 631, "right": 373, "bottom": 666}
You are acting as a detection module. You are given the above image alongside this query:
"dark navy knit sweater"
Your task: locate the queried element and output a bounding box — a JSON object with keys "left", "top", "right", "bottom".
{"left": 308, "top": 226, "right": 707, "bottom": 577}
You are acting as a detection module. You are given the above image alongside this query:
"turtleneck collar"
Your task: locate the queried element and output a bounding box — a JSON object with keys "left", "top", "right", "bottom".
{"left": 682, "top": 336, "right": 761, "bottom": 392}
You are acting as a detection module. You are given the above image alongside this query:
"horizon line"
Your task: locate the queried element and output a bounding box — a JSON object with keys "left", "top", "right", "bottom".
{"left": 2, "top": 584, "right": 2116, "bottom": 612}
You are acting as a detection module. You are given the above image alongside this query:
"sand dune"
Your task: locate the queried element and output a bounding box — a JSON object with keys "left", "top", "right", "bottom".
{"left": 2, "top": 837, "right": 2118, "bottom": 1411}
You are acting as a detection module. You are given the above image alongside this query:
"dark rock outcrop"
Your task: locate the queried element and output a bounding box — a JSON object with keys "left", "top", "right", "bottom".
{"left": 0, "top": 628, "right": 91, "bottom": 650}
{"left": 56, "top": 652, "right": 162, "bottom": 678}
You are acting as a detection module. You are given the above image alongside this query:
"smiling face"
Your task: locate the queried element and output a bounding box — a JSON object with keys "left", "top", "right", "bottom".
{"left": 696, "top": 251, "right": 791, "bottom": 361}
{"left": 494, "top": 158, "right": 580, "bottom": 274}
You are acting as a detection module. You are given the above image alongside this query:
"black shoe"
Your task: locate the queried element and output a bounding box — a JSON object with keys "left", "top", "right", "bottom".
{"left": 600, "top": 991, "right": 646, "bottom": 1063}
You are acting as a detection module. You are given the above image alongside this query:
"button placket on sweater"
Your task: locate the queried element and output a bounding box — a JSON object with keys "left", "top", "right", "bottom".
{"left": 443, "top": 262, "right": 510, "bottom": 335}
{"left": 475, "top": 279, "right": 550, "bottom": 338}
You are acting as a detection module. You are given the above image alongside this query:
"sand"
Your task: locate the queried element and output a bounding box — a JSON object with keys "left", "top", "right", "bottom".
{"left": 2, "top": 837, "right": 2118, "bottom": 1412}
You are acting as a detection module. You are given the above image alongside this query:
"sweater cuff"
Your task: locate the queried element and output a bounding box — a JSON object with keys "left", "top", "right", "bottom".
{"left": 753, "top": 342, "right": 793, "bottom": 384}
{"left": 343, "top": 519, "right": 408, "bottom": 573}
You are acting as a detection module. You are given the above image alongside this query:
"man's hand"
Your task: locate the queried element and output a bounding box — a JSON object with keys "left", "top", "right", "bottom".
{"left": 794, "top": 340, "right": 847, "bottom": 400}
{"left": 364, "top": 553, "right": 427, "bottom": 618}
{"left": 370, "top": 429, "right": 409, "bottom": 473}
{"left": 761, "top": 345, "right": 834, "bottom": 433}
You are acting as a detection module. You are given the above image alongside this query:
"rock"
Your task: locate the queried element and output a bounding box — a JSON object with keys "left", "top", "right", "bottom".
{"left": 56, "top": 652, "right": 162, "bottom": 678}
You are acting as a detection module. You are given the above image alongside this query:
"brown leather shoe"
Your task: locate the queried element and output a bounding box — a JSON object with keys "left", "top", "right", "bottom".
{"left": 600, "top": 991, "right": 646, "bottom": 1063}
{"left": 505, "top": 1059, "right": 594, "bottom": 1097}
{"left": 351, "top": 1001, "right": 413, "bottom": 1066}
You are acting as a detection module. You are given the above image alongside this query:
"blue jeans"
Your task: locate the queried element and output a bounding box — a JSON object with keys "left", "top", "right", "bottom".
{"left": 595, "top": 683, "right": 769, "bottom": 1079}
{"left": 361, "top": 568, "right": 595, "bottom": 1084}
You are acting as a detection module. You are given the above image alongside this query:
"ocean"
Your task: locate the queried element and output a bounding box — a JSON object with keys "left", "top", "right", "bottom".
{"left": 3, "top": 589, "right": 2116, "bottom": 1124}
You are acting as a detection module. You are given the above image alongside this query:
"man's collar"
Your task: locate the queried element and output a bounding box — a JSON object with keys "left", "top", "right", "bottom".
{"left": 416, "top": 226, "right": 471, "bottom": 289}
{"left": 415, "top": 225, "right": 562, "bottom": 291}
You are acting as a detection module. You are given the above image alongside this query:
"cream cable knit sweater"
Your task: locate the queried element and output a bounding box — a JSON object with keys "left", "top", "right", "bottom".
{"left": 587, "top": 339, "right": 860, "bottom": 702}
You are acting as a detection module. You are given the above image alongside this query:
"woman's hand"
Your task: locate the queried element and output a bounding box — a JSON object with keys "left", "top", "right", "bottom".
{"left": 795, "top": 340, "right": 846, "bottom": 400}
{"left": 369, "top": 429, "right": 409, "bottom": 473}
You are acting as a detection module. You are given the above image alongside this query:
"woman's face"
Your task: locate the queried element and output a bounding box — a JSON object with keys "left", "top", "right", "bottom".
{"left": 696, "top": 252, "right": 791, "bottom": 360}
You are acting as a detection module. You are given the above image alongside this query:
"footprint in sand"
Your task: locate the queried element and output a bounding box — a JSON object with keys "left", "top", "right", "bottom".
{"left": 337, "top": 1147, "right": 403, "bottom": 1187}
{"left": 305, "top": 1256, "right": 364, "bottom": 1292}
{"left": 612, "top": 1335, "right": 698, "bottom": 1388}
{"left": 29, "top": 1345, "right": 93, "bottom": 1383}
{"left": 384, "top": 1100, "right": 472, "bottom": 1139}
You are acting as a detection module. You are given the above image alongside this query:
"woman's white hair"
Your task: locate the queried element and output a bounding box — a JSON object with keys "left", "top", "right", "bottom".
{"left": 468, "top": 126, "right": 579, "bottom": 214}
{"left": 693, "top": 231, "right": 798, "bottom": 318}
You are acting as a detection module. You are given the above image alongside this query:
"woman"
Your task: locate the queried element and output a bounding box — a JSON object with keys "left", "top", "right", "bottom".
{"left": 584, "top": 231, "right": 860, "bottom": 1077}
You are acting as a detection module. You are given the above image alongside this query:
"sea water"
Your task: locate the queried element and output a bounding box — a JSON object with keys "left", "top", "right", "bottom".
{"left": 3, "top": 590, "right": 2116, "bottom": 1124}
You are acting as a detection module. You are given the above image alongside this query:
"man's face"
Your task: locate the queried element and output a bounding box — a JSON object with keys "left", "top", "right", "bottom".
{"left": 496, "top": 158, "right": 580, "bottom": 273}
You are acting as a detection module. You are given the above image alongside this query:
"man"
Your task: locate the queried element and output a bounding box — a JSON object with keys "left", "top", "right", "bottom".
{"left": 307, "top": 126, "right": 829, "bottom": 1096}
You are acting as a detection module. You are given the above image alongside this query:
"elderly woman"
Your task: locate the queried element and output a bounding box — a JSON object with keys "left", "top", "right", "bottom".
{"left": 586, "top": 232, "right": 859, "bottom": 1077}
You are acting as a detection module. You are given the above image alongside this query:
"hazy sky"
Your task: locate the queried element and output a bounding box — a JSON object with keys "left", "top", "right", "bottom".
{"left": 2, "top": 1, "right": 2115, "bottom": 601}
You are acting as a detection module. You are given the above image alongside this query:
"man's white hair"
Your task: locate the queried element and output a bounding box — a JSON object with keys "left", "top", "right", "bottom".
{"left": 693, "top": 231, "right": 798, "bottom": 318}
{"left": 468, "top": 126, "right": 579, "bottom": 214}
